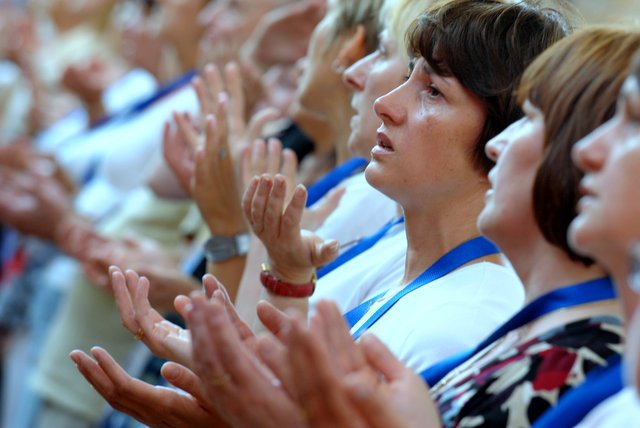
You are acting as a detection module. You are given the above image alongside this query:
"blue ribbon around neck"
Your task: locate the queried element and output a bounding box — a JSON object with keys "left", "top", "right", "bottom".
{"left": 420, "top": 276, "right": 618, "bottom": 386}
{"left": 305, "top": 157, "right": 367, "bottom": 207}
{"left": 317, "top": 217, "right": 405, "bottom": 279}
{"left": 345, "top": 236, "right": 501, "bottom": 340}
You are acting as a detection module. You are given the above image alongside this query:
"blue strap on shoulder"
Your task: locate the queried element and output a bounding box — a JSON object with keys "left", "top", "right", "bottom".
{"left": 317, "top": 217, "right": 404, "bottom": 279}
{"left": 305, "top": 157, "right": 367, "bottom": 207}
{"left": 420, "top": 277, "right": 617, "bottom": 386}
{"left": 346, "top": 236, "right": 500, "bottom": 339}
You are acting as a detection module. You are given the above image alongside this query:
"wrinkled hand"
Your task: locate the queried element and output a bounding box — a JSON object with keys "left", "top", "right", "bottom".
{"left": 186, "top": 294, "right": 306, "bottom": 427}
{"left": 243, "top": 174, "right": 339, "bottom": 284}
{"left": 239, "top": 138, "right": 298, "bottom": 203}
{"left": 70, "top": 347, "right": 226, "bottom": 428}
{"left": 82, "top": 238, "right": 190, "bottom": 310}
{"left": 241, "top": 0, "right": 326, "bottom": 71}
{"left": 108, "top": 266, "right": 195, "bottom": 367}
{"left": 61, "top": 58, "right": 112, "bottom": 106}
{"left": 286, "top": 300, "right": 437, "bottom": 427}
{"left": 0, "top": 167, "right": 73, "bottom": 242}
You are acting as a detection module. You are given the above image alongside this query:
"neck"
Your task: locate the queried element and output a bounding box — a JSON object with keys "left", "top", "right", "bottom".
{"left": 401, "top": 187, "right": 493, "bottom": 284}
{"left": 174, "top": 40, "right": 198, "bottom": 73}
{"left": 609, "top": 258, "right": 639, "bottom": 328}
{"left": 503, "top": 236, "right": 608, "bottom": 304}
{"left": 291, "top": 105, "right": 353, "bottom": 165}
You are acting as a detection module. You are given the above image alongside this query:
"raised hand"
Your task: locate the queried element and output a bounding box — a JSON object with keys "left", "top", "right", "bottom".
{"left": 243, "top": 174, "right": 339, "bottom": 284}
{"left": 69, "top": 347, "right": 226, "bottom": 428}
{"left": 240, "top": 0, "right": 326, "bottom": 72}
{"left": 109, "top": 266, "right": 194, "bottom": 368}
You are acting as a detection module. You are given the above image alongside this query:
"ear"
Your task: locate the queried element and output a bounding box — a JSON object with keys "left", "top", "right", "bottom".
{"left": 332, "top": 25, "right": 368, "bottom": 72}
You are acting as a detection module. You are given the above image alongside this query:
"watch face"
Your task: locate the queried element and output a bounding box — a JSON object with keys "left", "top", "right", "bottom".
{"left": 205, "top": 236, "right": 238, "bottom": 262}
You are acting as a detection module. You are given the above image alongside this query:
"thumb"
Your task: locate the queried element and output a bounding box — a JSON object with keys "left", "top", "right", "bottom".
{"left": 161, "top": 362, "right": 209, "bottom": 404}
{"left": 312, "top": 239, "right": 339, "bottom": 266}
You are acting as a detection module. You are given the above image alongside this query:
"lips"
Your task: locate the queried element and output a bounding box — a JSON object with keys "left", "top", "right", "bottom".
{"left": 577, "top": 176, "right": 597, "bottom": 212}
{"left": 376, "top": 131, "right": 394, "bottom": 151}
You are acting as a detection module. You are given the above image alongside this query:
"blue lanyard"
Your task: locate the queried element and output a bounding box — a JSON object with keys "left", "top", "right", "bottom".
{"left": 317, "top": 217, "right": 404, "bottom": 279}
{"left": 92, "top": 69, "right": 198, "bottom": 129}
{"left": 420, "top": 277, "right": 617, "bottom": 386}
{"left": 305, "top": 157, "right": 367, "bottom": 207}
{"left": 347, "top": 236, "right": 500, "bottom": 340}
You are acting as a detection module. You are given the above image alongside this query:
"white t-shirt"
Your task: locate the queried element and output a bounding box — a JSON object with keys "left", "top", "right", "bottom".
{"left": 576, "top": 387, "right": 640, "bottom": 427}
{"left": 311, "top": 221, "right": 407, "bottom": 315}
{"left": 314, "top": 171, "right": 399, "bottom": 248}
{"left": 351, "top": 262, "right": 524, "bottom": 372}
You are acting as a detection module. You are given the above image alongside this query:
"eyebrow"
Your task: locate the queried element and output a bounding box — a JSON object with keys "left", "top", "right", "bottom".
{"left": 422, "top": 61, "right": 452, "bottom": 88}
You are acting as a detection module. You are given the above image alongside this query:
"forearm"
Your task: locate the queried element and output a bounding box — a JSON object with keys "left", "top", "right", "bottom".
{"left": 206, "top": 255, "right": 246, "bottom": 302}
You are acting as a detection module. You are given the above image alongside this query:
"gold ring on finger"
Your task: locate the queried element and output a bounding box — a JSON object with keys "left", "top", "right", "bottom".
{"left": 134, "top": 328, "right": 145, "bottom": 341}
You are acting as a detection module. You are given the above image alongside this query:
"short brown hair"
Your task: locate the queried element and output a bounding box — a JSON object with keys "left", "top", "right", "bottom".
{"left": 407, "top": 0, "right": 574, "bottom": 173}
{"left": 517, "top": 26, "right": 640, "bottom": 264}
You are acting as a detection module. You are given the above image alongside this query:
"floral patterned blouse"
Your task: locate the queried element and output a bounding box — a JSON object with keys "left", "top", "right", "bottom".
{"left": 432, "top": 315, "right": 624, "bottom": 428}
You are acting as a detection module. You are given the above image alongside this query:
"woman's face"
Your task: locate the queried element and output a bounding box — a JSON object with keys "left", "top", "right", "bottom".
{"left": 477, "top": 101, "right": 545, "bottom": 244}
{"left": 364, "top": 57, "right": 487, "bottom": 207}
{"left": 343, "top": 30, "right": 407, "bottom": 158}
{"left": 569, "top": 74, "right": 640, "bottom": 272}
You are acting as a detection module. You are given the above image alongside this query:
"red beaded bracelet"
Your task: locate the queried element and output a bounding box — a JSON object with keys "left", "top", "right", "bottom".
{"left": 260, "top": 264, "right": 316, "bottom": 298}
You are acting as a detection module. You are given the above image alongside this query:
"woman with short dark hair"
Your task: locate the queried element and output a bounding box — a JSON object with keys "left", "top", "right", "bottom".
{"left": 280, "top": 26, "right": 640, "bottom": 428}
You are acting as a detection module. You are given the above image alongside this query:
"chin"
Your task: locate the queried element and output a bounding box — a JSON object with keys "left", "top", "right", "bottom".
{"left": 567, "top": 215, "right": 599, "bottom": 259}
{"left": 364, "top": 163, "right": 400, "bottom": 202}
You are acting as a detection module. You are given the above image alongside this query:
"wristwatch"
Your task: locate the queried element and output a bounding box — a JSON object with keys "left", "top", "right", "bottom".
{"left": 204, "top": 233, "right": 251, "bottom": 263}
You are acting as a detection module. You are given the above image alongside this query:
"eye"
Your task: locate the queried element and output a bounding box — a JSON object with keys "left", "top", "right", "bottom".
{"left": 425, "top": 84, "right": 442, "bottom": 99}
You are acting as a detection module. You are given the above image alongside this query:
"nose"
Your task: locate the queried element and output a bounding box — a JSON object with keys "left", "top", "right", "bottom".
{"left": 343, "top": 53, "right": 373, "bottom": 92}
{"left": 374, "top": 84, "right": 406, "bottom": 126}
{"left": 572, "top": 121, "right": 612, "bottom": 173}
{"left": 484, "top": 132, "right": 507, "bottom": 162}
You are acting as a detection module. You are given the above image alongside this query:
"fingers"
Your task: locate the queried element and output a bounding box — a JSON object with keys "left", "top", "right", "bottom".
{"left": 224, "top": 62, "right": 246, "bottom": 138}
{"left": 309, "top": 239, "right": 340, "bottom": 267}
{"left": 161, "top": 362, "right": 209, "bottom": 405}
{"left": 315, "top": 300, "right": 365, "bottom": 375}
{"left": 359, "top": 333, "right": 406, "bottom": 382}
{"left": 251, "top": 139, "right": 267, "bottom": 178}
{"left": 242, "top": 175, "right": 260, "bottom": 223}
{"left": 256, "top": 334, "right": 293, "bottom": 393}
{"left": 111, "top": 266, "right": 139, "bottom": 334}
{"left": 287, "top": 315, "right": 364, "bottom": 426}
{"left": 266, "top": 139, "right": 283, "bottom": 176}
{"left": 256, "top": 300, "right": 292, "bottom": 340}
{"left": 249, "top": 175, "right": 274, "bottom": 235}
{"left": 187, "top": 296, "right": 256, "bottom": 389}
{"left": 341, "top": 372, "right": 402, "bottom": 428}
{"left": 246, "top": 108, "right": 281, "bottom": 144}
{"left": 174, "top": 111, "right": 200, "bottom": 152}
{"left": 281, "top": 148, "right": 298, "bottom": 202}
{"left": 280, "top": 185, "right": 307, "bottom": 240}
{"left": 262, "top": 174, "right": 287, "bottom": 240}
